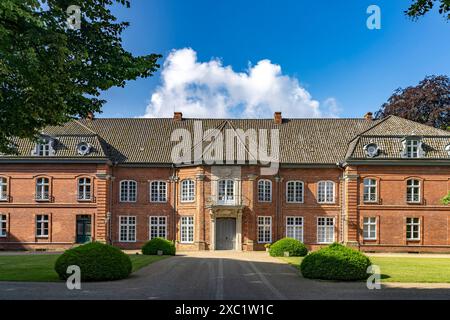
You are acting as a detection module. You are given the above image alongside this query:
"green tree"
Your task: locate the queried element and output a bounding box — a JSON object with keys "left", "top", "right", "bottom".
{"left": 405, "top": 0, "right": 450, "bottom": 20}
{"left": 0, "top": 0, "right": 161, "bottom": 153}
{"left": 374, "top": 75, "right": 450, "bottom": 130}
{"left": 443, "top": 192, "right": 450, "bottom": 205}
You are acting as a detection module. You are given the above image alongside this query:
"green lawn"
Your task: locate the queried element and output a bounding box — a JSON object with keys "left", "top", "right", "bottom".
{"left": 279, "top": 256, "right": 450, "bottom": 283}
{"left": 0, "top": 254, "right": 168, "bottom": 282}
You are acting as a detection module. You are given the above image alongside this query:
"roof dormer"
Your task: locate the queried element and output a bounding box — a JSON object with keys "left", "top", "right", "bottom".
{"left": 400, "top": 136, "right": 425, "bottom": 158}
{"left": 31, "top": 137, "right": 56, "bottom": 156}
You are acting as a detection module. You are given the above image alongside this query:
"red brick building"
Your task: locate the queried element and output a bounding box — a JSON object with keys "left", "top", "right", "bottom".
{"left": 0, "top": 113, "right": 449, "bottom": 252}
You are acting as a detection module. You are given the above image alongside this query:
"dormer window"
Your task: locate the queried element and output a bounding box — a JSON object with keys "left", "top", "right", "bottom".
{"left": 77, "top": 141, "right": 92, "bottom": 156}
{"left": 401, "top": 137, "right": 424, "bottom": 158}
{"left": 363, "top": 143, "right": 379, "bottom": 158}
{"left": 445, "top": 144, "right": 450, "bottom": 156}
{"left": 32, "top": 138, "right": 55, "bottom": 156}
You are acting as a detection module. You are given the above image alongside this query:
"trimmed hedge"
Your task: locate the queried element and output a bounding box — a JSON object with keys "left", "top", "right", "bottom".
{"left": 54, "top": 242, "right": 132, "bottom": 281}
{"left": 300, "top": 243, "right": 371, "bottom": 281}
{"left": 269, "top": 238, "right": 308, "bottom": 257}
{"left": 142, "top": 238, "right": 176, "bottom": 256}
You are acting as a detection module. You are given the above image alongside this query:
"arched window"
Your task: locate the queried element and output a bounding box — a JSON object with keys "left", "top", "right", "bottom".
{"left": 317, "top": 181, "right": 335, "bottom": 203}
{"left": 218, "top": 179, "right": 235, "bottom": 205}
{"left": 150, "top": 180, "right": 167, "bottom": 202}
{"left": 286, "top": 181, "right": 304, "bottom": 203}
{"left": 0, "top": 177, "right": 8, "bottom": 201}
{"left": 180, "top": 179, "right": 195, "bottom": 202}
{"left": 120, "top": 180, "right": 137, "bottom": 202}
{"left": 258, "top": 179, "right": 272, "bottom": 202}
{"left": 78, "top": 177, "right": 92, "bottom": 201}
{"left": 406, "top": 179, "right": 421, "bottom": 203}
{"left": 363, "top": 178, "right": 377, "bottom": 202}
{"left": 35, "top": 177, "right": 50, "bottom": 201}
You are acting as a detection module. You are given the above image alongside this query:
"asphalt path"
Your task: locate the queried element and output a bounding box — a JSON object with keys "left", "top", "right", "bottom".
{"left": 0, "top": 251, "right": 449, "bottom": 300}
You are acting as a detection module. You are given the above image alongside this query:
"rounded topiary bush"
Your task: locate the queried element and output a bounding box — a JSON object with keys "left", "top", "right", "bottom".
{"left": 142, "top": 237, "right": 176, "bottom": 256}
{"left": 269, "top": 237, "right": 308, "bottom": 257}
{"left": 300, "top": 243, "right": 371, "bottom": 281}
{"left": 54, "top": 242, "right": 132, "bottom": 281}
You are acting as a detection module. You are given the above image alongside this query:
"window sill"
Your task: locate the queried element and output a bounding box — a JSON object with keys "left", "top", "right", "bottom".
{"left": 36, "top": 236, "right": 49, "bottom": 239}
{"left": 35, "top": 199, "right": 51, "bottom": 202}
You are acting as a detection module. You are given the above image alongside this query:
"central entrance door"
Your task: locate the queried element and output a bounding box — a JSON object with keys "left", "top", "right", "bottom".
{"left": 216, "top": 218, "right": 236, "bottom": 250}
{"left": 76, "top": 215, "right": 92, "bottom": 243}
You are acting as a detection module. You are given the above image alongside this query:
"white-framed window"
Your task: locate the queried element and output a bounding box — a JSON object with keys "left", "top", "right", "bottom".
{"left": 363, "top": 217, "right": 377, "bottom": 240}
{"left": 36, "top": 214, "right": 49, "bottom": 237}
{"left": 317, "top": 181, "right": 335, "bottom": 203}
{"left": 0, "top": 214, "right": 7, "bottom": 237}
{"left": 35, "top": 139, "right": 54, "bottom": 156}
{"left": 218, "top": 179, "right": 235, "bottom": 205}
{"left": 149, "top": 216, "right": 167, "bottom": 239}
{"left": 180, "top": 216, "right": 194, "bottom": 243}
{"left": 150, "top": 180, "right": 167, "bottom": 202}
{"left": 0, "top": 177, "right": 8, "bottom": 201}
{"left": 406, "top": 139, "right": 420, "bottom": 158}
{"left": 180, "top": 179, "right": 195, "bottom": 202}
{"left": 35, "top": 177, "right": 50, "bottom": 201}
{"left": 363, "top": 178, "right": 377, "bottom": 202}
{"left": 120, "top": 180, "right": 137, "bottom": 202}
{"left": 286, "top": 181, "right": 304, "bottom": 203}
{"left": 258, "top": 179, "right": 272, "bottom": 202}
{"left": 78, "top": 177, "right": 92, "bottom": 201}
{"left": 317, "top": 217, "right": 334, "bottom": 244}
{"left": 286, "top": 216, "right": 303, "bottom": 242}
{"left": 406, "top": 179, "right": 421, "bottom": 203}
{"left": 406, "top": 217, "right": 420, "bottom": 240}
{"left": 119, "top": 216, "right": 136, "bottom": 242}
{"left": 257, "top": 216, "right": 272, "bottom": 243}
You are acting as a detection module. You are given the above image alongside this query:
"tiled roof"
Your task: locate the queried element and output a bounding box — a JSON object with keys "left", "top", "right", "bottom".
{"left": 77, "top": 117, "right": 377, "bottom": 164}
{"left": 1, "top": 115, "right": 449, "bottom": 164}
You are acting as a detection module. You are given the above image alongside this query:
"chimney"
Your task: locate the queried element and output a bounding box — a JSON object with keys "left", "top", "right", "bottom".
{"left": 274, "top": 112, "right": 282, "bottom": 124}
{"left": 364, "top": 112, "right": 373, "bottom": 121}
{"left": 173, "top": 112, "right": 183, "bottom": 121}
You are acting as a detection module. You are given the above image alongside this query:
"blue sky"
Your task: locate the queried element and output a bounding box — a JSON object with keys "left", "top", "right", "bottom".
{"left": 99, "top": 0, "right": 450, "bottom": 118}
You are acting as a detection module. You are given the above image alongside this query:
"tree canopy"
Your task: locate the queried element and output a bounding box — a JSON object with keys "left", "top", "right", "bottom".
{"left": 0, "top": 0, "right": 161, "bottom": 153}
{"left": 375, "top": 75, "right": 450, "bottom": 130}
{"left": 405, "top": 0, "right": 450, "bottom": 20}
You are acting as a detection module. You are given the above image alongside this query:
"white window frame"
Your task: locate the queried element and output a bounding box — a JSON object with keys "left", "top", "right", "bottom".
{"left": 180, "top": 179, "right": 195, "bottom": 202}
{"left": 78, "top": 177, "right": 92, "bottom": 201}
{"left": 218, "top": 179, "right": 235, "bottom": 205}
{"left": 286, "top": 181, "right": 304, "bottom": 203}
{"left": 317, "top": 217, "right": 334, "bottom": 244}
{"left": 317, "top": 181, "right": 335, "bottom": 203}
{"left": 406, "top": 179, "right": 421, "bottom": 203}
{"left": 406, "top": 139, "right": 420, "bottom": 158}
{"left": 258, "top": 179, "right": 272, "bottom": 202}
{"left": 180, "top": 216, "right": 194, "bottom": 243}
{"left": 286, "top": 216, "right": 303, "bottom": 242}
{"left": 0, "top": 177, "right": 8, "bottom": 201}
{"left": 363, "top": 217, "right": 377, "bottom": 240}
{"left": 119, "top": 216, "right": 136, "bottom": 242}
{"left": 36, "top": 214, "right": 49, "bottom": 237}
{"left": 149, "top": 216, "right": 167, "bottom": 240}
{"left": 406, "top": 217, "right": 421, "bottom": 241}
{"left": 150, "top": 180, "right": 167, "bottom": 203}
{"left": 257, "top": 216, "right": 272, "bottom": 243}
{"left": 120, "top": 180, "right": 137, "bottom": 202}
{"left": 35, "top": 177, "right": 50, "bottom": 201}
{"left": 363, "top": 178, "right": 377, "bottom": 202}
{"left": 0, "top": 214, "right": 7, "bottom": 237}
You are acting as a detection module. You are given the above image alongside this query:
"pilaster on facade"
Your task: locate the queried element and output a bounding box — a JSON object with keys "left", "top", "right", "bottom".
{"left": 343, "top": 167, "right": 360, "bottom": 247}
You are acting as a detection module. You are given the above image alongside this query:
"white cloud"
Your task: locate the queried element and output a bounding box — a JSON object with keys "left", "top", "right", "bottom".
{"left": 144, "top": 48, "right": 339, "bottom": 118}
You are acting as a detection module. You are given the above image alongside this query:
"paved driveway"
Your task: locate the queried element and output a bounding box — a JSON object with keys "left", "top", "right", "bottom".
{"left": 0, "top": 251, "right": 449, "bottom": 300}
